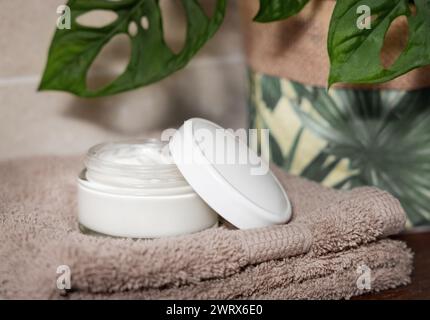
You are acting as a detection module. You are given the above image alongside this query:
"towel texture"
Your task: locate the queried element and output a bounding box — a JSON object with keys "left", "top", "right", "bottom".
{"left": 0, "top": 156, "right": 413, "bottom": 299}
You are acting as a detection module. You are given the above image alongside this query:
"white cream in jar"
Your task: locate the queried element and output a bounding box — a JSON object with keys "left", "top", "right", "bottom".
{"left": 78, "top": 139, "right": 219, "bottom": 238}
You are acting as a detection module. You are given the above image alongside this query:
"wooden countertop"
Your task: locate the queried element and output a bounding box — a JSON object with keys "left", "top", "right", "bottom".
{"left": 354, "top": 232, "right": 430, "bottom": 300}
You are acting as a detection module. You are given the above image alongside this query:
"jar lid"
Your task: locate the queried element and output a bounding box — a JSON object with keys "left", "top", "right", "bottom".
{"left": 169, "top": 118, "right": 292, "bottom": 229}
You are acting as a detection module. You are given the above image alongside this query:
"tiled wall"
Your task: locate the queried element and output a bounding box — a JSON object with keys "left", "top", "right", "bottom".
{"left": 0, "top": 0, "right": 247, "bottom": 159}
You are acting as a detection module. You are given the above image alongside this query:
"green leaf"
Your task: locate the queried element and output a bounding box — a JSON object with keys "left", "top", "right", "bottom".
{"left": 269, "top": 133, "right": 284, "bottom": 166}
{"left": 261, "top": 74, "right": 282, "bottom": 110}
{"left": 328, "top": 0, "right": 430, "bottom": 86}
{"left": 290, "top": 99, "right": 357, "bottom": 147}
{"left": 284, "top": 127, "right": 304, "bottom": 171}
{"left": 254, "top": 0, "right": 310, "bottom": 23}
{"left": 291, "top": 82, "right": 350, "bottom": 133}
{"left": 332, "top": 175, "right": 359, "bottom": 189}
{"left": 248, "top": 70, "right": 258, "bottom": 129}
{"left": 300, "top": 150, "right": 341, "bottom": 182}
{"left": 39, "top": 0, "right": 226, "bottom": 97}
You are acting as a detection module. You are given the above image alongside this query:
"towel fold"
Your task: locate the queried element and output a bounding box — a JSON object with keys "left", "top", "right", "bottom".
{"left": 0, "top": 156, "right": 413, "bottom": 299}
{"left": 69, "top": 239, "right": 412, "bottom": 300}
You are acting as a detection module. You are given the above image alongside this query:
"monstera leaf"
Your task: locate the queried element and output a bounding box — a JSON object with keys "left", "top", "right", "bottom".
{"left": 254, "top": 0, "right": 310, "bottom": 22}
{"left": 328, "top": 0, "right": 430, "bottom": 86}
{"left": 39, "top": 0, "right": 226, "bottom": 97}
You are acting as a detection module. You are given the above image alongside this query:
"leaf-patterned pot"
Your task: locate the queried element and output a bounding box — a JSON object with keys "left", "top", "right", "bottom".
{"left": 249, "top": 72, "right": 430, "bottom": 228}
{"left": 240, "top": 1, "right": 430, "bottom": 228}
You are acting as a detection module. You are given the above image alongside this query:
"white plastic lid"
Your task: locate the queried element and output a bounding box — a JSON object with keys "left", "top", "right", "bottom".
{"left": 169, "top": 118, "right": 292, "bottom": 229}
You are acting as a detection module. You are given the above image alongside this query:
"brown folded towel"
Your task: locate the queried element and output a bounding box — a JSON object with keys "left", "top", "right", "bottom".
{"left": 70, "top": 239, "right": 413, "bottom": 300}
{"left": 0, "top": 156, "right": 413, "bottom": 299}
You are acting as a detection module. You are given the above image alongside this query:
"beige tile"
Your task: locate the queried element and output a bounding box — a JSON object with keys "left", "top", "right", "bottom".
{"left": 0, "top": 84, "right": 120, "bottom": 159}
{"left": 0, "top": 59, "right": 246, "bottom": 159}
{"left": 0, "top": 0, "right": 64, "bottom": 78}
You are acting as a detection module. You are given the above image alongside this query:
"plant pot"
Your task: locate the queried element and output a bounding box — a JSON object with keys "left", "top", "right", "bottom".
{"left": 239, "top": 0, "right": 430, "bottom": 228}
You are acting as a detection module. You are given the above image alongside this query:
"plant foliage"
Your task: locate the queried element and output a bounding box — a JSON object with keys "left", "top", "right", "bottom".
{"left": 40, "top": 0, "right": 430, "bottom": 96}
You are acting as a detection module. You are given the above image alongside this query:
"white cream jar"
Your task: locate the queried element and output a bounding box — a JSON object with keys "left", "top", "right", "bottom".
{"left": 78, "top": 139, "right": 218, "bottom": 238}
{"left": 78, "top": 118, "right": 292, "bottom": 239}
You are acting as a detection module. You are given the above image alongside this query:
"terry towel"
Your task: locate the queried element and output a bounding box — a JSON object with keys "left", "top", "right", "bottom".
{"left": 0, "top": 156, "right": 413, "bottom": 299}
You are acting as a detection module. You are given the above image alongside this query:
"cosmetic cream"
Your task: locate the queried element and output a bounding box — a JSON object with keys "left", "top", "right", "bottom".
{"left": 78, "top": 118, "right": 292, "bottom": 239}
{"left": 78, "top": 139, "right": 219, "bottom": 238}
